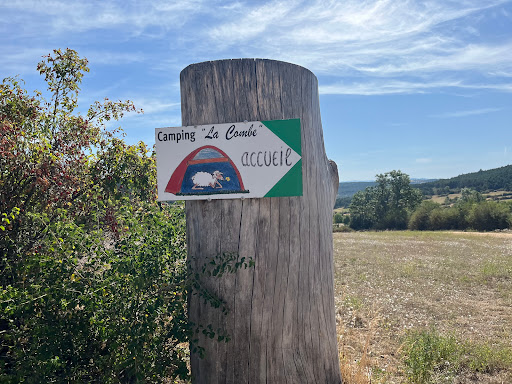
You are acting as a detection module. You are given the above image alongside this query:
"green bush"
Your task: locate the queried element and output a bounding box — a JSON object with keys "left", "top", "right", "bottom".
{"left": 402, "top": 328, "right": 512, "bottom": 383}
{"left": 333, "top": 224, "right": 353, "bottom": 233}
{"left": 1, "top": 203, "right": 191, "bottom": 382}
{"left": 333, "top": 212, "right": 344, "bottom": 224}
{"left": 416, "top": 200, "right": 512, "bottom": 232}
{"left": 376, "top": 209, "right": 409, "bottom": 230}
{"left": 467, "top": 201, "right": 511, "bottom": 231}
{"left": 408, "top": 201, "right": 440, "bottom": 230}
{"left": 466, "top": 343, "right": 512, "bottom": 373}
{"left": 402, "top": 328, "right": 461, "bottom": 383}
{"left": 428, "top": 207, "right": 466, "bottom": 230}
{"left": 1, "top": 49, "right": 228, "bottom": 383}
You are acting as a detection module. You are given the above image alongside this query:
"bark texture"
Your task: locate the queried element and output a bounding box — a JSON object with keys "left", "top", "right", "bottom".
{"left": 182, "top": 59, "right": 341, "bottom": 384}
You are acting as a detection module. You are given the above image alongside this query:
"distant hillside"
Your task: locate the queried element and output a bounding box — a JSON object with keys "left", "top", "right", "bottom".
{"left": 415, "top": 164, "right": 512, "bottom": 194}
{"left": 338, "top": 178, "right": 437, "bottom": 198}
{"left": 338, "top": 182, "right": 376, "bottom": 197}
{"left": 410, "top": 178, "right": 438, "bottom": 184}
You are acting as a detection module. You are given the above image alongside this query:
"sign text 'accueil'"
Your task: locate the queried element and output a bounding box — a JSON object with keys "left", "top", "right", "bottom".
{"left": 155, "top": 119, "right": 302, "bottom": 201}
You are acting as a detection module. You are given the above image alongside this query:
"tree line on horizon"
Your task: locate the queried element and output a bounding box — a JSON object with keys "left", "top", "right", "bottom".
{"left": 415, "top": 164, "right": 512, "bottom": 195}
{"left": 334, "top": 171, "right": 512, "bottom": 232}
{"left": 335, "top": 164, "right": 512, "bottom": 209}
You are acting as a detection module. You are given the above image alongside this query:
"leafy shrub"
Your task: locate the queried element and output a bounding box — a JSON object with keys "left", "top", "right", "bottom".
{"left": 467, "top": 201, "right": 511, "bottom": 231}
{"left": 408, "top": 201, "right": 440, "bottom": 230}
{"left": 465, "top": 343, "right": 512, "bottom": 373}
{"left": 428, "top": 207, "right": 466, "bottom": 230}
{"left": 333, "top": 225, "right": 353, "bottom": 233}
{"left": 402, "top": 328, "right": 512, "bottom": 383}
{"left": 333, "top": 212, "right": 344, "bottom": 224}
{"left": 402, "top": 328, "right": 461, "bottom": 383}
{"left": 412, "top": 200, "right": 511, "bottom": 232}
{"left": 1, "top": 203, "right": 191, "bottom": 382}
{"left": 376, "top": 209, "right": 409, "bottom": 230}
{"left": 1, "top": 49, "right": 226, "bottom": 383}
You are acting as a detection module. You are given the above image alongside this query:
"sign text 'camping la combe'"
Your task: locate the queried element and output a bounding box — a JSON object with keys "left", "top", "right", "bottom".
{"left": 155, "top": 118, "right": 302, "bottom": 201}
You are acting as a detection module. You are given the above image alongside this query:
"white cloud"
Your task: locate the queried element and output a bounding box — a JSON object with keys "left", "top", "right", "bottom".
{"left": 130, "top": 99, "right": 180, "bottom": 114}
{"left": 430, "top": 107, "right": 502, "bottom": 118}
{"left": 210, "top": 0, "right": 490, "bottom": 47}
{"left": 319, "top": 79, "right": 462, "bottom": 95}
{"left": 83, "top": 51, "right": 146, "bottom": 66}
{"left": 416, "top": 158, "right": 433, "bottom": 164}
{"left": 0, "top": 0, "right": 206, "bottom": 35}
{"left": 2, "top": 0, "right": 512, "bottom": 96}
{"left": 201, "top": 0, "right": 512, "bottom": 95}
{"left": 319, "top": 79, "right": 512, "bottom": 95}
{"left": 210, "top": 0, "right": 298, "bottom": 45}
{"left": 0, "top": 47, "right": 50, "bottom": 74}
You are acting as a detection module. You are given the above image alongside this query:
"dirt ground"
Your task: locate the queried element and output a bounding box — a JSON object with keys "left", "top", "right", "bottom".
{"left": 333, "top": 231, "right": 512, "bottom": 383}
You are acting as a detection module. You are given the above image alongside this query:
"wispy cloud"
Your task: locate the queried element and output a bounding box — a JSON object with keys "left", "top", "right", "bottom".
{"left": 0, "top": 0, "right": 206, "bottom": 34}
{"left": 319, "top": 79, "right": 512, "bottom": 95}
{"left": 83, "top": 51, "right": 147, "bottom": 66}
{"left": 2, "top": 0, "right": 512, "bottom": 96}
{"left": 430, "top": 107, "right": 502, "bottom": 118}
{"left": 203, "top": 0, "right": 512, "bottom": 95}
{"left": 319, "top": 79, "right": 463, "bottom": 95}
{"left": 130, "top": 99, "right": 180, "bottom": 115}
{"left": 0, "top": 47, "right": 51, "bottom": 74}
{"left": 416, "top": 158, "right": 433, "bottom": 164}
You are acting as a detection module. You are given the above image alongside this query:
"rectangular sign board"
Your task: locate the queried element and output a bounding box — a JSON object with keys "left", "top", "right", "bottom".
{"left": 156, "top": 119, "right": 302, "bottom": 201}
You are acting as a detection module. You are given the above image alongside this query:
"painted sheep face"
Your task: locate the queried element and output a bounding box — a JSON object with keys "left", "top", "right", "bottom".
{"left": 213, "top": 171, "right": 224, "bottom": 180}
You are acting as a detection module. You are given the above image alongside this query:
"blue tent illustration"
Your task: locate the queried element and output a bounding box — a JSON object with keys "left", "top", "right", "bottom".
{"left": 165, "top": 145, "right": 248, "bottom": 196}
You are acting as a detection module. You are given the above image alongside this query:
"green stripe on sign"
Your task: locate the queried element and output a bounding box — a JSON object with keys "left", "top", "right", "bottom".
{"left": 264, "top": 159, "right": 302, "bottom": 197}
{"left": 261, "top": 119, "right": 301, "bottom": 156}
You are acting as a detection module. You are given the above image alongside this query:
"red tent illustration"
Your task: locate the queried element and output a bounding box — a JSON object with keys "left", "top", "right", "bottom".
{"left": 165, "top": 145, "right": 246, "bottom": 195}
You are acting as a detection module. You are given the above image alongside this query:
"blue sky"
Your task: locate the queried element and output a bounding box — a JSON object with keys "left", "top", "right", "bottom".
{"left": 1, "top": 0, "right": 511, "bottom": 181}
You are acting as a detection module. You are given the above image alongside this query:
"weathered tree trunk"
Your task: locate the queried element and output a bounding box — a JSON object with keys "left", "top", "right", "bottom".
{"left": 181, "top": 59, "right": 341, "bottom": 384}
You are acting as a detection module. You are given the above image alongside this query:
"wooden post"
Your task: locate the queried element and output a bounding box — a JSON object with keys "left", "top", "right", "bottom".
{"left": 181, "top": 59, "right": 341, "bottom": 384}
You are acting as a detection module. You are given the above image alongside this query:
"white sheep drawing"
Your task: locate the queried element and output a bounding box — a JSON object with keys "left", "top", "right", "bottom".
{"left": 191, "top": 170, "right": 224, "bottom": 190}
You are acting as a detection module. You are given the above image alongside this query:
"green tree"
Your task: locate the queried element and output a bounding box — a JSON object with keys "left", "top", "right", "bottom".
{"left": 458, "top": 188, "right": 484, "bottom": 205}
{"left": 349, "top": 170, "right": 422, "bottom": 230}
{"left": 348, "top": 187, "right": 378, "bottom": 230}
{"left": 375, "top": 170, "right": 423, "bottom": 229}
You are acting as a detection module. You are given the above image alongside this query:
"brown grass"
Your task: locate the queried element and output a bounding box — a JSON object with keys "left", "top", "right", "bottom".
{"left": 334, "top": 230, "right": 512, "bottom": 383}
{"left": 338, "top": 308, "right": 379, "bottom": 384}
{"left": 430, "top": 193, "right": 462, "bottom": 204}
{"left": 429, "top": 190, "right": 512, "bottom": 205}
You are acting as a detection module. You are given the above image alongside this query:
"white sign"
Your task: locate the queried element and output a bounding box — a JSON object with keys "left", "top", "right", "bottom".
{"left": 155, "top": 119, "right": 302, "bottom": 201}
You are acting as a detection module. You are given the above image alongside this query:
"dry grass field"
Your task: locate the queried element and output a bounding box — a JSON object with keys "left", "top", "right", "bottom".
{"left": 334, "top": 231, "right": 512, "bottom": 384}
{"left": 429, "top": 191, "right": 512, "bottom": 205}
{"left": 429, "top": 193, "right": 462, "bottom": 204}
